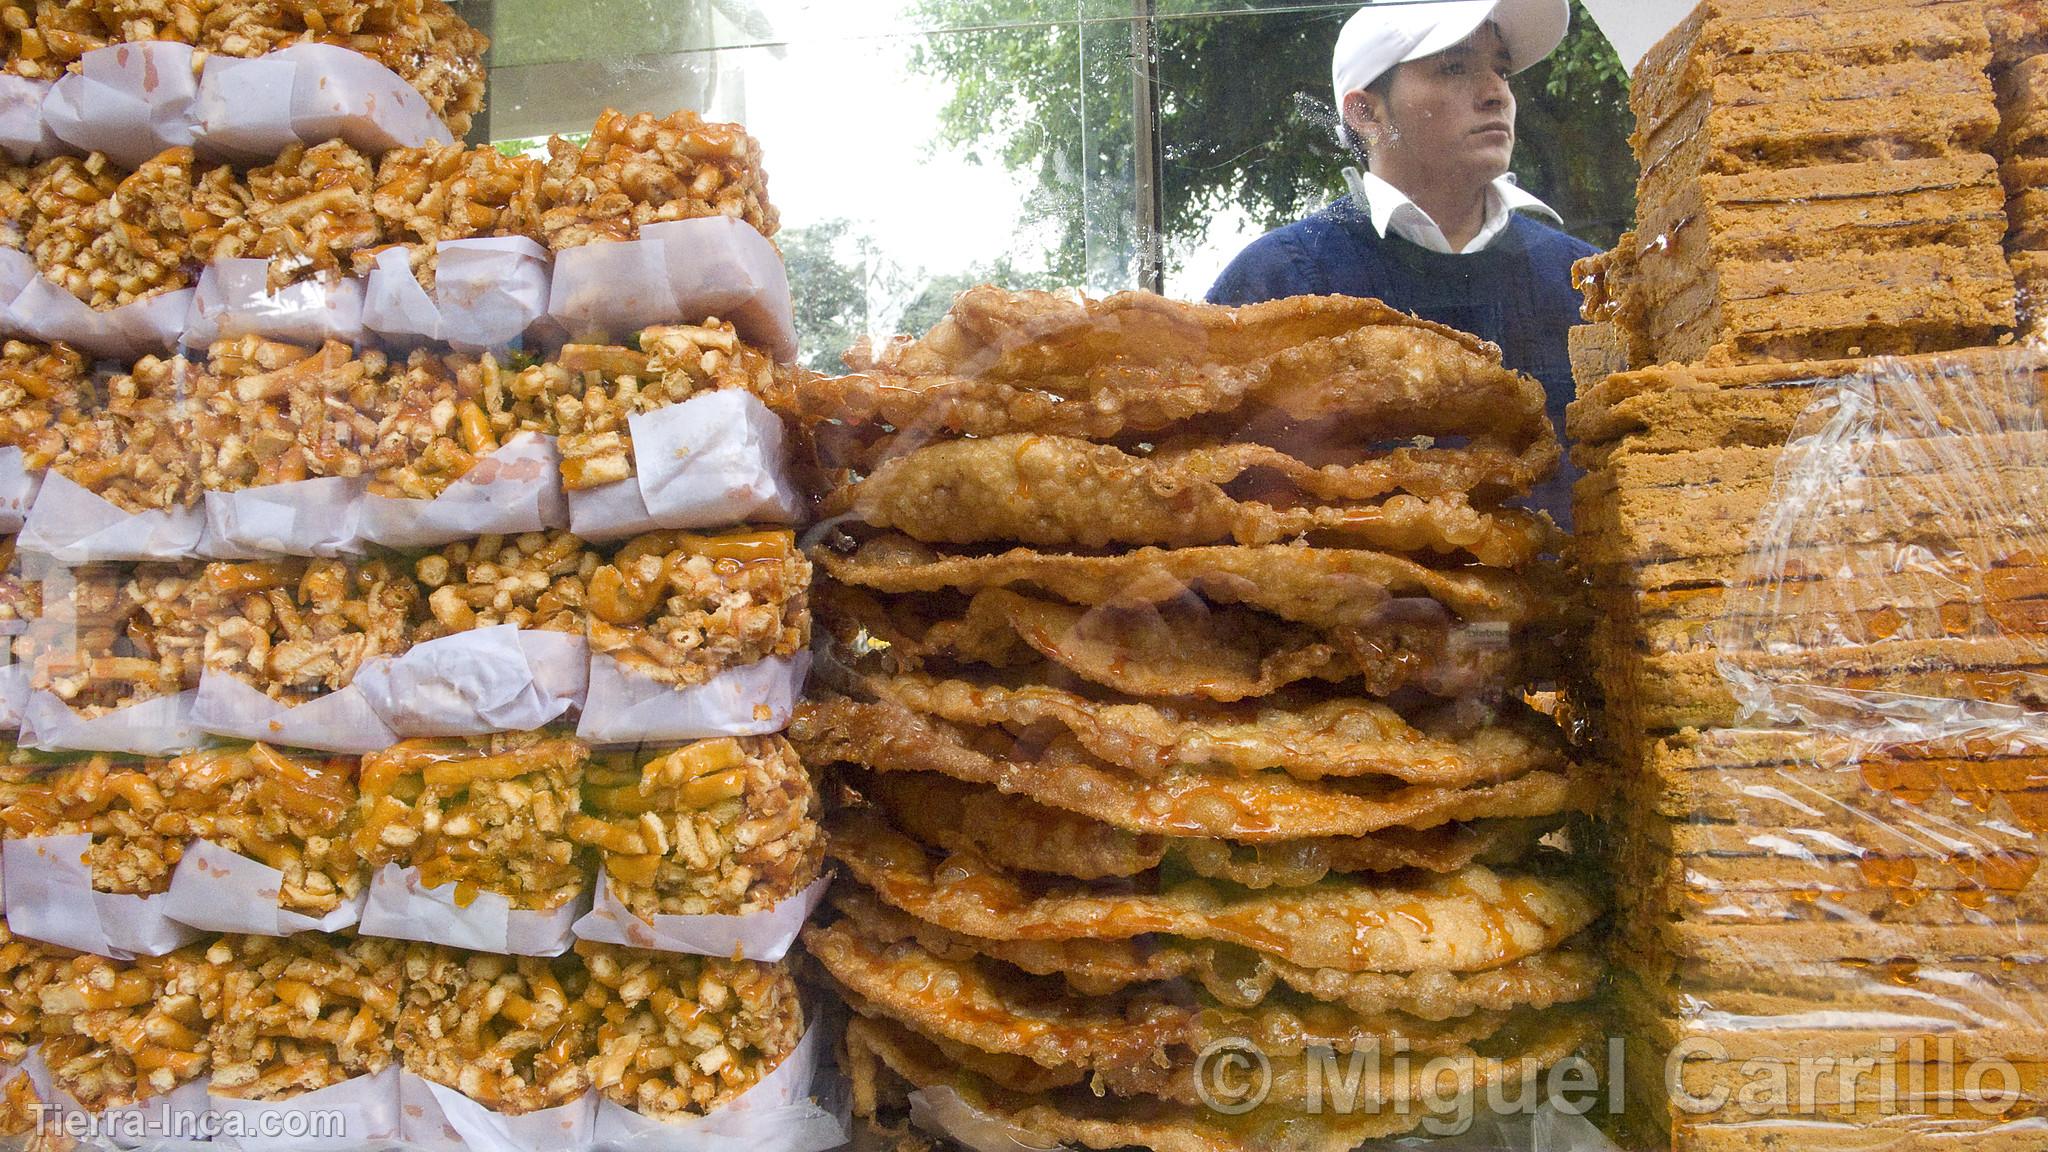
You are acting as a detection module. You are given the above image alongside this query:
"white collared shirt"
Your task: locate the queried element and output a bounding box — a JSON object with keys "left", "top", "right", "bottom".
{"left": 1343, "top": 167, "right": 1564, "bottom": 255}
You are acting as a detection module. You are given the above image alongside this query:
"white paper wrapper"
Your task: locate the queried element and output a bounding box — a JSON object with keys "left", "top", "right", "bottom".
{"left": 357, "top": 433, "right": 568, "bottom": 550}
{"left": 207, "top": 1065, "right": 401, "bottom": 1152}
{"left": 181, "top": 259, "right": 366, "bottom": 349}
{"left": 8, "top": 274, "right": 192, "bottom": 361}
{"left": 17, "top": 472, "right": 206, "bottom": 562}
{"left": 201, "top": 476, "right": 367, "bottom": 559}
{"left": 1, "top": 835, "right": 203, "bottom": 959}
{"left": 162, "top": 839, "right": 366, "bottom": 937}
{"left": 355, "top": 627, "right": 588, "bottom": 739}
{"left": 23, "top": 1048, "right": 212, "bottom": 1149}
{"left": 565, "top": 390, "right": 800, "bottom": 542}
{"left": 399, "top": 1074, "right": 595, "bottom": 1152}
{"left": 547, "top": 217, "right": 796, "bottom": 362}
{"left": 0, "top": 663, "right": 26, "bottom": 733}
{"left": 571, "top": 873, "right": 827, "bottom": 963}
{"left": 202, "top": 43, "right": 451, "bottom": 160}
{"left": 358, "top": 864, "right": 588, "bottom": 957}
{"left": 0, "top": 248, "right": 36, "bottom": 320}
{"left": 18, "top": 689, "right": 203, "bottom": 756}
{"left": 189, "top": 671, "right": 395, "bottom": 755}
{"left": 362, "top": 238, "right": 552, "bottom": 351}
{"left": 42, "top": 42, "right": 200, "bottom": 168}
{"left": 576, "top": 653, "right": 807, "bottom": 747}
{"left": 0, "top": 75, "right": 56, "bottom": 163}
{"left": 0, "top": 447, "right": 38, "bottom": 533}
{"left": 590, "top": 1024, "right": 842, "bottom": 1152}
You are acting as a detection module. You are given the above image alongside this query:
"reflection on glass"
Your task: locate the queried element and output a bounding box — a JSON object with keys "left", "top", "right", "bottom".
{"left": 479, "top": 0, "right": 1632, "bottom": 360}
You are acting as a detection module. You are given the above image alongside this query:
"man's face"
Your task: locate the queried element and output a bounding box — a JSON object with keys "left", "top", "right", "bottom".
{"left": 1350, "top": 22, "right": 1517, "bottom": 184}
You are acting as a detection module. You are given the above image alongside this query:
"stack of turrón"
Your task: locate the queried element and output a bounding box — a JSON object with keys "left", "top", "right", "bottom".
{"left": 1574, "top": 2, "right": 2048, "bottom": 1150}
{"left": 789, "top": 288, "right": 1608, "bottom": 1152}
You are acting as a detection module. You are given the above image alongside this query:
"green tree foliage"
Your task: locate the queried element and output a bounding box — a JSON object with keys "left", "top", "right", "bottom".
{"left": 781, "top": 218, "right": 1055, "bottom": 370}
{"left": 910, "top": 0, "right": 1636, "bottom": 279}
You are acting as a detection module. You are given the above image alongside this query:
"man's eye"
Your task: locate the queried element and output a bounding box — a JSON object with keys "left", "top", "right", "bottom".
{"left": 1441, "top": 60, "right": 1465, "bottom": 74}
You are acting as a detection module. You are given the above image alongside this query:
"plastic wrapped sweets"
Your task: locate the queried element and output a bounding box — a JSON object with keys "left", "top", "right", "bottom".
{"left": 352, "top": 733, "right": 593, "bottom": 956}
{"left": 1577, "top": 338, "right": 2048, "bottom": 1152}
{"left": 393, "top": 941, "right": 823, "bottom": 1152}
{"left": 567, "top": 736, "right": 825, "bottom": 961}
{"left": 0, "top": 752, "right": 206, "bottom": 957}
{"left": 1, "top": 3, "right": 487, "bottom": 142}
{"left": 156, "top": 743, "right": 369, "bottom": 938}
{"left": 177, "top": 527, "right": 809, "bottom": 751}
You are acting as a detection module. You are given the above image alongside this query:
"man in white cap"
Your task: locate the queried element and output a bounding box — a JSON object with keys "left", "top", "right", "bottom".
{"left": 1207, "top": 0, "right": 1593, "bottom": 524}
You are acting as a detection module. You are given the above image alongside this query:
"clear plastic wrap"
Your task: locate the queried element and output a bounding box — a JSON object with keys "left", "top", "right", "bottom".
{"left": 1582, "top": 348, "right": 2048, "bottom": 1152}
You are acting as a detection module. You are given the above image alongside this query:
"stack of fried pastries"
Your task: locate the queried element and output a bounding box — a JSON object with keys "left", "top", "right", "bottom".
{"left": 789, "top": 288, "right": 1604, "bottom": 1151}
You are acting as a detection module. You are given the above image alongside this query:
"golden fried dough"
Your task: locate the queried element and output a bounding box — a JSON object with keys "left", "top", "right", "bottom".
{"left": 829, "top": 887, "right": 1603, "bottom": 1022}
{"left": 847, "top": 672, "right": 1568, "bottom": 787}
{"left": 821, "top": 587, "right": 1526, "bottom": 702}
{"left": 816, "top": 535, "right": 1558, "bottom": 628}
{"left": 825, "top": 812, "right": 1601, "bottom": 973}
{"left": 824, "top": 434, "right": 1558, "bottom": 565}
{"left": 796, "top": 698, "right": 1587, "bottom": 843}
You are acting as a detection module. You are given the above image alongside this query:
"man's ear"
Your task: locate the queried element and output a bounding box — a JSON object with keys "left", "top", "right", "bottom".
{"left": 1343, "top": 88, "right": 1387, "bottom": 152}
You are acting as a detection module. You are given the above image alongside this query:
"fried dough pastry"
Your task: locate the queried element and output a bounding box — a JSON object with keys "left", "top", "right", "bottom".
{"left": 194, "top": 338, "right": 392, "bottom": 489}
{"left": 585, "top": 528, "right": 811, "bottom": 689}
{"left": 0, "top": 921, "right": 71, "bottom": 1066}
{"left": 817, "top": 535, "right": 1555, "bottom": 629}
{"left": 4, "top": 2, "right": 488, "bottom": 137}
{"left": 569, "top": 736, "right": 822, "bottom": 918}
{"left": 828, "top": 887, "right": 1603, "bottom": 1022}
{"left": 205, "top": 933, "right": 404, "bottom": 1100}
{"left": 39, "top": 946, "right": 217, "bottom": 1110}
{"left": 354, "top": 733, "right": 590, "bottom": 912}
{"left": 816, "top": 920, "right": 1583, "bottom": 1109}
{"left": 159, "top": 743, "right": 364, "bottom": 917}
{"left": 200, "top": 558, "right": 418, "bottom": 704}
{"left": 19, "top": 564, "right": 207, "bottom": 718}
{"left": 540, "top": 109, "right": 778, "bottom": 248}
{"left": 540, "top": 325, "right": 779, "bottom": 490}
{"left": 844, "top": 1012, "right": 1597, "bottom": 1152}
{"left": 823, "top": 585, "right": 1523, "bottom": 701}
{"left": 368, "top": 348, "right": 553, "bottom": 501}
{"left": 826, "top": 434, "right": 1557, "bottom": 566}
{"left": 398, "top": 945, "right": 601, "bottom": 1114}
{"left": 577, "top": 942, "right": 804, "bottom": 1119}
{"left": 0, "top": 753, "right": 182, "bottom": 894}
{"left": 413, "top": 531, "right": 599, "bottom": 639}
{"left": 43, "top": 355, "right": 201, "bottom": 513}
{"left": 25, "top": 149, "right": 231, "bottom": 308}
{"left": 845, "top": 672, "right": 1569, "bottom": 787}
{"left": 363, "top": 143, "right": 544, "bottom": 289}
{"left": 824, "top": 289, "right": 1548, "bottom": 441}
{"left": 796, "top": 696, "right": 1587, "bottom": 843}
{"left": 859, "top": 770, "right": 1556, "bottom": 886}
{"left": 826, "top": 812, "right": 1601, "bottom": 973}
{"left": 0, "top": 339, "right": 92, "bottom": 465}
{"left": 240, "top": 140, "right": 382, "bottom": 290}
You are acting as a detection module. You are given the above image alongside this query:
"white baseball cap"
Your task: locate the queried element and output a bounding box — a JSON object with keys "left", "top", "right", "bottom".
{"left": 1333, "top": 0, "right": 1570, "bottom": 144}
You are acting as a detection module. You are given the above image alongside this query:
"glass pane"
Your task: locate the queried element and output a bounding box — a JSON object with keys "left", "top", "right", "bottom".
{"left": 1154, "top": 0, "right": 1636, "bottom": 300}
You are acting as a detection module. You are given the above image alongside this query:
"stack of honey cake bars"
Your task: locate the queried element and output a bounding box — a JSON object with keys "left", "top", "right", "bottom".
{"left": 1573, "top": 2, "right": 2048, "bottom": 1150}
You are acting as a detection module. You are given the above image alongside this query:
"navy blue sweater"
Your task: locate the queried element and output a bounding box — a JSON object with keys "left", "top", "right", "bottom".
{"left": 1207, "top": 196, "right": 1596, "bottom": 527}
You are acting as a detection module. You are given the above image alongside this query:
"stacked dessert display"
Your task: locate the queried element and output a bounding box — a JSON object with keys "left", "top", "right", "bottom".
{"left": 789, "top": 288, "right": 1608, "bottom": 1150}
{"left": 1993, "top": 0, "right": 2048, "bottom": 334}
{"left": 1574, "top": 2, "right": 2048, "bottom": 1149}
{"left": 0, "top": 6, "right": 832, "bottom": 1150}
